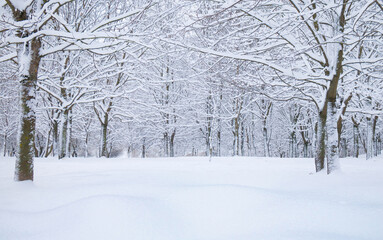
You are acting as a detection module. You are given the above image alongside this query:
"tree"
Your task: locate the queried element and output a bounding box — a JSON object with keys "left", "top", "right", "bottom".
{"left": 0, "top": 0, "right": 154, "bottom": 181}
{"left": 182, "top": 0, "right": 383, "bottom": 173}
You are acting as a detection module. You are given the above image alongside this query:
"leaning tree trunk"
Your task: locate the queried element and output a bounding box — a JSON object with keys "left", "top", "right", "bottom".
{"left": 15, "top": 36, "right": 41, "bottom": 181}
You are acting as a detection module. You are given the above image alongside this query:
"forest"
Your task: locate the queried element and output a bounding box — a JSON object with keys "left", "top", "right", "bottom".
{"left": 0, "top": 0, "right": 383, "bottom": 181}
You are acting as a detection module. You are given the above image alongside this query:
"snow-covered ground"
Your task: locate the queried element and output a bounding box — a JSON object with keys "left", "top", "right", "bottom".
{"left": 0, "top": 156, "right": 382, "bottom": 240}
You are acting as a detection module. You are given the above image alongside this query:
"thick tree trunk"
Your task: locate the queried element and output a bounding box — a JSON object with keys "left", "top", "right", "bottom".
{"left": 16, "top": 74, "right": 37, "bottom": 181}
{"left": 315, "top": 111, "right": 326, "bottom": 172}
{"left": 326, "top": 101, "right": 340, "bottom": 174}
{"left": 15, "top": 34, "right": 41, "bottom": 181}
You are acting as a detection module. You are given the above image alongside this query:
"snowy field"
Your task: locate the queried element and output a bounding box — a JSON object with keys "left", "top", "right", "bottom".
{"left": 0, "top": 156, "right": 383, "bottom": 240}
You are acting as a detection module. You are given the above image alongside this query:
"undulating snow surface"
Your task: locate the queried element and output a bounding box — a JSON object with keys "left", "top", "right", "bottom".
{"left": 1, "top": 156, "right": 383, "bottom": 240}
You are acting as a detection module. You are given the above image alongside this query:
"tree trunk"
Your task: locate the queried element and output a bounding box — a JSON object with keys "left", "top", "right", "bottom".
{"left": 59, "top": 110, "right": 69, "bottom": 159}
{"left": 15, "top": 35, "right": 41, "bottom": 181}
{"left": 44, "top": 129, "right": 52, "bottom": 157}
{"left": 352, "top": 117, "right": 360, "bottom": 158}
{"left": 353, "top": 125, "right": 359, "bottom": 158}
{"left": 217, "top": 128, "right": 221, "bottom": 157}
{"left": 164, "top": 132, "right": 169, "bottom": 157}
{"left": 100, "top": 111, "right": 110, "bottom": 157}
{"left": 290, "top": 131, "right": 297, "bottom": 158}
{"left": 326, "top": 101, "right": 340, "bottom": 174}
{"left": 100, "top": 123, "right": 108, "bottom": 157}
{"left": 340, "top": 138, "right": 347, "bottom": 158}
{"left": 263, "top": 119, "right": 270, "bottom": 157}
{"left": 380, "top": 139, "right": 382, "bottom": 155}
{"left": 170, "top": 130, "right": 175, "bottom": 157}
{"left": 303, "top": 142, "right": 309, "bottom": 158}
{"left": 206, "top": 119, "right": 211, "bottom": 157}
{"left": 366, "top": 116, "right": 378, "bottom": 160}
{"left": 3, "top": 135, "right": 6, "bottom": 157}
{"left": 373, "top": 116, "right": 378, "bottom": 157}
{"left": 85, "top": 132, "right": 89, "bottom": 158}
{"left": 52, "top": 119, "right": 58, "bottom": 157}
{"left": 142, "top": 138, "right": 146, "bottom": 158}
{"left": 240, "top": 125, "right": 245, "bottom": 156}
{"left": 315, "top": 111, "right": 326, "bottom": 172}
{"left": 263, "top": 127, "right": 268, "bottom": 157}
{"left": 233, "top": 117, "right": 240, "bottom": 156}
{"left": 217, "top": 88, "right": 222, "bottom": 157}
{"left": 67, "top": 110, "right": 72, "bottom": 157}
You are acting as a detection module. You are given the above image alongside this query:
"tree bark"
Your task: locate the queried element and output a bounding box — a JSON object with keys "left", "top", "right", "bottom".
{"left": 142, "top": 138, "right": 146, "bottom": 158}
{"left": 326, "top": 101, "right": 340, "bottom": 174}
{"left": 14, "top": 22, "right": 42, "bottom": 181}
{"left": 366, "top": 116, "right": 378, "bottom": 160}
{"left": 3, "top": 135, "right": 6, "bottom": 157}
{"left": 100, "top": 112, "right": 109, "bottom": 157}
{"left": 315, "top": 111, "right": 326, "bottom": 172}
{"left": 59, "top": 109, "right": 69, "bottom": 159}
{"left": 170, "top": 130, "right": 175, "bottom": 157}
{"left": 164, "top": 132, "right": 169, "bottom": 157}
{"left": 263, "top": 121, "right": 269, "bottom": 157}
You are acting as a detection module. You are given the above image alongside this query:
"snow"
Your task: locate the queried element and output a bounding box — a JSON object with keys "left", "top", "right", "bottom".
{"left": 1, "top": 156, "right": 383, "bottom": 240}
{"left": 8, "top": 0, "right": 33, "bottom": 11}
